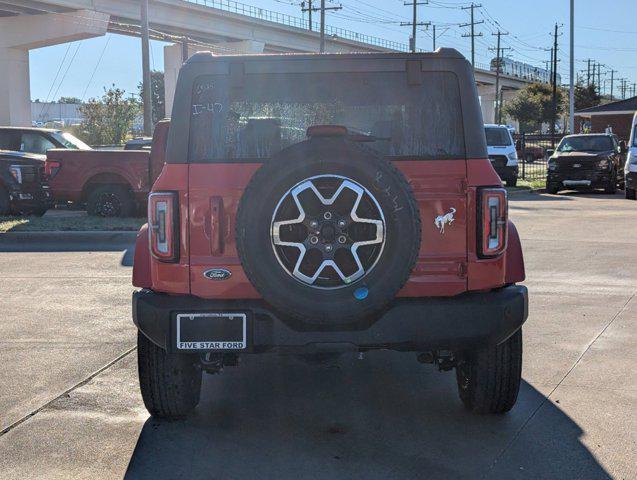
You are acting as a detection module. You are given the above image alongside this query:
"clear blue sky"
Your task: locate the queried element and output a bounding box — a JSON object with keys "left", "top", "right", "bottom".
{"left": 29, "top": 0, "right": 637, "bottom": 102}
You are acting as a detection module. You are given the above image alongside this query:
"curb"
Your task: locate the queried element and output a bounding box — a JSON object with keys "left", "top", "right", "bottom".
{"left": 507, "top": 187, "right": 544, "bottom": 196}
{"left": 0, "top": 230, "right": 137, "bottom": 250}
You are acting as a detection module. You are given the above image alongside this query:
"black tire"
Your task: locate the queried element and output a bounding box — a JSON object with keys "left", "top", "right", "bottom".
{"left": 86, "top": 184, "right": 134, "bottom": 217}
{"left": 546, "top": 182, "right": 559, "bottom": 195}
{"left": 506, "top": 176, "right": 518, "bottom": 188}
{"left": 236, "top": 138, "right": 421, "bottom": 327}
{"left": 455, "top": 328, "right": 523, "bottom": 414}
{"left": 626, "top": 188, "right": 636, "bottom": 200}
{"left": 137, "top": 332, "right": 202, "bottom": 419}
{"left": 604, "top": 170, "right": 617, "bottom": 194}
{"left": 0, "top": 187, "right": 10, "bottom": 216}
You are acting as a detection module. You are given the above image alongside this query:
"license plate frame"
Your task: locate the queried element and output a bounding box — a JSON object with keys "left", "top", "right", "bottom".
{"left": 176, "top": 312, "right": 247, "bottom": 350}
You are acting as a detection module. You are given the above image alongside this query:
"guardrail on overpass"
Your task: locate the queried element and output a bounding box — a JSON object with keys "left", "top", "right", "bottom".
{"left": 185, "top": 0, "right": 411, "bottom": 52}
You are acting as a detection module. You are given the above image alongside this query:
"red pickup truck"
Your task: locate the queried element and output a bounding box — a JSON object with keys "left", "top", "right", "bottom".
{"left": 45, "top": 120, "right": 169, "bottom": 216}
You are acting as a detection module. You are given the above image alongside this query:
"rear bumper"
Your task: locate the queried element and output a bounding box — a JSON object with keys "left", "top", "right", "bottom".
{"left": 133, "top": 285, "right": 528, "bottom": 354}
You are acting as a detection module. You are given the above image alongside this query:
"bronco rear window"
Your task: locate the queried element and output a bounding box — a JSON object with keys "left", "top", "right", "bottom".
{"left": 188, "top": 71, "right": 465, "bottom": 162}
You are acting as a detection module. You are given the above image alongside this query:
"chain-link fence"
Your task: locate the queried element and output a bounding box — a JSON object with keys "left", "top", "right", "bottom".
{"left": 513, "top": 133, "right": 564, "bottom": 182}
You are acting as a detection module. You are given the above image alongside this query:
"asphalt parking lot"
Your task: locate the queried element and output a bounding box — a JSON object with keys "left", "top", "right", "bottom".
{"left": 0, "top": 191, "right": 635, "bottom": 480}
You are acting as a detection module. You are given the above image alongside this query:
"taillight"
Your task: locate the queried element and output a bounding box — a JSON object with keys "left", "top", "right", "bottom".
{"left": 44, "top": 160, "right": 61, "bottom": 179}
{"left": 479, "top": 187, "right": 508, "bottom": 257}
{"left": 148, "top": 192, "right": 179, "bottom": 262}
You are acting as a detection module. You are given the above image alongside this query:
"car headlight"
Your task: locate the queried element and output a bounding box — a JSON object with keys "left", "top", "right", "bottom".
{"left": 597, "top": 159, "right": 610, "bottom": 169}
{"left": 9, "top": 165, "right": 22, "bottom": 184}
{"left": 548, "top": 160, "right": 557, "bottom": 171}
{"left": 507, "top": 151, "right": 518, "bottom": 161}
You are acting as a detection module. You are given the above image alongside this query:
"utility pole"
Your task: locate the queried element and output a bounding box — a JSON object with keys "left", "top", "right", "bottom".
{"left": 569, "top": 0, "right": 574, "bottom": 134}
{"left": 632, "top": 83, "right": 636, "bottom": 98}
{"left": 460, "top": 3, "right": 483, "bottom": 69}
{"left": 608, "top": 69, "right": 617, "bottom": 101}
{"left": 597, "top": 64, "right": 602, "bottom": 91}
{"left": 432, "top": 24, "right": 436, "bottom": 51}
{"left": 551, "top": 23, "right": 560, "bottom": 140}
{"left": 314, "top": 0, "right": 341, "bottom": 53}
{"left": 489, "top": 31, "right": 510, "bottom": 124}
{"left": 401, "top": 1, "right": 430, "bottom": 53}
{"left": 141, "top": 0, "right": 152, "bottom": 136}
{"left": 301, "top": 1, "right": 313, "bottom": 31}
{"left": 587, "top": 58, "right": 591, "bottom": 86}
{"left": 620, "top": 79, "right": 627, "bottom": 99}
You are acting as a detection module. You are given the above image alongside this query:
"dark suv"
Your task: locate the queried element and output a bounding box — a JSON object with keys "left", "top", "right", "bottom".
{"left": 0, "top": 151, "right": 51, "bottom": 215}
{"left": 546, "top": 133, "right": 626, "bottom": 194}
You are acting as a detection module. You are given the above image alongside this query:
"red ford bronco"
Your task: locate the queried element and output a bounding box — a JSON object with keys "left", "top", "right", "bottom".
{"left": 132, "top": 49, "right": 527, "bottom": 419}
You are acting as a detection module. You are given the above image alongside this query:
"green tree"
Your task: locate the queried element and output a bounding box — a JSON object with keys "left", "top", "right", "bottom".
{"left": 503, "top": 82, "right": 564, "bottom": 132}
{"left": 58, "top": 96, "right": 82, "bottom": 104}
{"left": 574, "top": 83, "right": 601, "bottom": 111}
{"left": 78, "top": 86, "right": 140, "bottom": 145}
{"left": 138, "top": 70, "right": 165, "bottom": 125}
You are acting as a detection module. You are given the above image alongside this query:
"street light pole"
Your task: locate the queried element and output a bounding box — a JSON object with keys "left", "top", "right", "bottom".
{"left": 141, "top": 0, "right": 153, "bottom": 136}
{"left": 569, "top": 0, "right": 574, "bottom": 134}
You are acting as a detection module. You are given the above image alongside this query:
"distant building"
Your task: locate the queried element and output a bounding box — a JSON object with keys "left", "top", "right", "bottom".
{"left": 30, "top": 102, "right": 83, "bottom": 127}
{"left": 575, "top": 96, "right": 637, "bottom": 140}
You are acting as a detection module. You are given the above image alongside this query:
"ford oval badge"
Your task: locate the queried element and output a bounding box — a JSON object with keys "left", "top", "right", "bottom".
{"left": 203, "top": 268, "right": 232, "bottom": 280}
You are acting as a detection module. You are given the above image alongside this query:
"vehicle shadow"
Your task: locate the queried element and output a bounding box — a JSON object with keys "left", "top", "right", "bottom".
{"left": 124, "top": 352, "right": 609, "bottom": 480}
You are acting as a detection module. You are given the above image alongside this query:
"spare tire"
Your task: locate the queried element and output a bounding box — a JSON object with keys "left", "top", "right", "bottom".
{"left": 236, "top": 137, "right": 421, "bottom": 326}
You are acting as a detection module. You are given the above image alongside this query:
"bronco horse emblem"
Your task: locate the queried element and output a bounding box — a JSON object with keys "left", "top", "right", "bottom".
{"left": 434, "top": 208, "right": 456, "bottom": 234}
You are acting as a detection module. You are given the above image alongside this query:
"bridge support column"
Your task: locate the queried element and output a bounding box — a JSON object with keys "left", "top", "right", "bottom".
{"left": 0, "top": 10, "right": 108, "bottom": 126}
{"left": 164, "top": 40, "right": 265, "bottom": 116}
{"left": 478, "top": 85, "right": 497, "bottom": 124}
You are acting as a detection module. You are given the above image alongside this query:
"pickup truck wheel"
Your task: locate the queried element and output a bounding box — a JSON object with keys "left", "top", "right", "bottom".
{"left": 546, "top": 183, "right": 559, "bottom": 195}
{"left": 86, "top": 185, "right": 134, "bottom": 217}
{"left": 137, "top": 332, "right": 202, "bottom": 419}
{"left": 627, "top": 188, "right": 637, "bottom": 200}
{"left": 455, "top": 328, "right": 522, "bottom": 414}
{"left": 0, "top": 188, "right": 10, "bottom": 216}
{"left": 604, "top": 171, "right": 617, "bottom": 194}
{"left": 236, "top": 138, "right": 421, "bottom": 326}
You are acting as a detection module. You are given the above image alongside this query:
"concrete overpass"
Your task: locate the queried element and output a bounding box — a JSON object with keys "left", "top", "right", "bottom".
{"left": 0, "top": 0, "right": 534, "bottom": 126}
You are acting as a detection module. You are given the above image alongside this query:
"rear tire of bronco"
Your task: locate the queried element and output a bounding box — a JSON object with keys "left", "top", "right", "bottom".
{"left": 506, "top": 177, "right": 517, "bottom": 188}
{"left": 86, "top": 184, "right": 134, "bottom": 217}
{"left": 455, "top": 328, "right": 522, "bottom": 414}
{"left": 137, "top": 332, "right": 202, "bottom": 419}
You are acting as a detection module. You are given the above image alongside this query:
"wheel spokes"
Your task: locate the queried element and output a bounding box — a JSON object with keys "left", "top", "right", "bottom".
{"left": 271, "top": 176, "right": 385, "bottom": 288}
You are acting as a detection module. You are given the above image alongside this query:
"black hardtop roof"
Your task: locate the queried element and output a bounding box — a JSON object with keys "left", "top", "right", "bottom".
{"left": 186, "top": 48, "right": 466, "bottom": 65}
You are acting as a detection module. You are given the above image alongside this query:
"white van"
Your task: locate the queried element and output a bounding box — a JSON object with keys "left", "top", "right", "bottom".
{"left": 484, "top": 124, "right": 518, "bottom": 187}
{"left": 624, "top": 112, "right": 637, "bottom": 200}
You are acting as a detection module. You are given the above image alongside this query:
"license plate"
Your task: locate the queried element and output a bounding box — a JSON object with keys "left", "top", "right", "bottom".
{"left": 563, "top": 180, "right": 591, "bottom": 186}
{"left": 176, "top": 313, "right": 246, "bottom": 350}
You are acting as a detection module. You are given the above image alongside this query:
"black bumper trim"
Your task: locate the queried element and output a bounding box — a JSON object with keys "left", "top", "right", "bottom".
{"left": 133, "top": 286, "right": 528, "bottom": 353}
